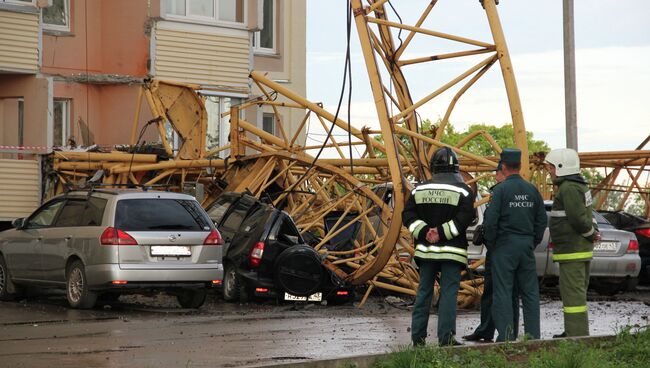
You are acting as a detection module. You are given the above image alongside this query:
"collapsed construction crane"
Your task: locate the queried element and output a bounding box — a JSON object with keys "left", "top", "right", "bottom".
{"left": 49, "top": 0, "right": 649, "bottom": 308}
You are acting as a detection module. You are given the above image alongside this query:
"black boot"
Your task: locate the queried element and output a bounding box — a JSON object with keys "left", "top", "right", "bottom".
{"left": 462, "top": 333, "right": 493, "bottom": 343}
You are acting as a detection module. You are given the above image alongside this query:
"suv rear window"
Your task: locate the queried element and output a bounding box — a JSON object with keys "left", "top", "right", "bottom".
{"left": 115, "top": 199, "right": 211, "bottom": 231}
{"left": 206, "top": 199, "right": 233, "bottom": 225}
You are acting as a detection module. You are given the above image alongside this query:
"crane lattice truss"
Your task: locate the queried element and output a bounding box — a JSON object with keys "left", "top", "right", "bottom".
{"left": 51, "top": 1, "right": 649, "bottom": 307}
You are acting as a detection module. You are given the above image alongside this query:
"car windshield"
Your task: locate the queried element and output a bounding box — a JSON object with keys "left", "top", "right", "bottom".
{"left": 115, "top": 199, "right": 211, "bottom": 231}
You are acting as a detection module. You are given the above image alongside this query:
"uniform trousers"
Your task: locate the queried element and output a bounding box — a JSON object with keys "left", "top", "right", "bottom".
{"left": 411, "top": 259, "right": 462, "bottom": 345}
{"left": 491, "top": 238, "right": 540, "bottom": 341}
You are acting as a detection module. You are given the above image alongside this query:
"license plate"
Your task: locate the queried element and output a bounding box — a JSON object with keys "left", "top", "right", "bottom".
{"left": 151, "top": 245, "right": 191, "bottom": 256}
{"left": 284, "top": 292, "right": 322, "bottom": 302}
{"left": 594, "top": 241, "right": 619, "bottom": 252}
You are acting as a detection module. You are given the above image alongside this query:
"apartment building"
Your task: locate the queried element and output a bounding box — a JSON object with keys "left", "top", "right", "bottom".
{"left": 0, "top": 0, "right": 306, "bottom": 221}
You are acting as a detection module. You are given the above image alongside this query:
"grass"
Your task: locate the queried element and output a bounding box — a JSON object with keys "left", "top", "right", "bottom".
{"left": 374, "top": 326, "right": 650, "bottom": 368}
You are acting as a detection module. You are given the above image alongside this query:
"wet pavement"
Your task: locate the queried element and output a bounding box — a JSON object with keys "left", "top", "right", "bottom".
{"left": 0, "top": 290, "right": 649, "bottom": 368}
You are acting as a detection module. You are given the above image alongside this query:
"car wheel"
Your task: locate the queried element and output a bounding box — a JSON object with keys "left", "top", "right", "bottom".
{"left": 223, "top": 263, "right": 240, "bottom": 302}
{"left": 66, "top": 260, "right": 97, "bottom": 309}
{"left": 177, "top": 289, "right": 207, "bottom": 308}
{"left": 0, "top": 256, "right": 19, "bottom": 301}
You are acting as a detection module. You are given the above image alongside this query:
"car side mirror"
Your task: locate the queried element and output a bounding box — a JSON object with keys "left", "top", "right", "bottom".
{"left": 12, "top": 218, "right": 25, "bottom": 230}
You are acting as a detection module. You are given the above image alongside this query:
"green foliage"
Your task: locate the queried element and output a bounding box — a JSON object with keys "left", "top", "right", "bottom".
{"left": 435, "top": 120, "right": 550, "bottom": 156}
{"left": 374, "top": 326, "right": 650, "bottom": 368}
{"left": 373, "top": 119, "right": 549, "bottom": 159}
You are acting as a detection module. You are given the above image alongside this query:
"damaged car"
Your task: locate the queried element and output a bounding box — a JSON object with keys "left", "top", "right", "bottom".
{"left": 206, "top": 192, "right": 354, "bottom": 304}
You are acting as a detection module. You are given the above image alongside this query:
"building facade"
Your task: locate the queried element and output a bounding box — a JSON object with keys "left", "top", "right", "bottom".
{"left": 0, "top": 0, "right": 306, "bottom": 221}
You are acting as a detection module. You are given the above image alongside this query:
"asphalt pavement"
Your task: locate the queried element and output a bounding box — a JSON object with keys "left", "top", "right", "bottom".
{"left": 0, "top": 290, "right": 649, "bottom": 368}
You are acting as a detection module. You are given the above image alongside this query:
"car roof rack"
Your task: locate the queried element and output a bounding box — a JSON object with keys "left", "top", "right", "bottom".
{"left": 63, "top": 182, "right": 174, "bottom": 196}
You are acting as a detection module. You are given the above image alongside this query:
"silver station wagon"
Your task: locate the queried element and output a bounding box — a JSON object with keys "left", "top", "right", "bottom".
{"left": 0, "top": 189, "right": 223, "bottom": 309}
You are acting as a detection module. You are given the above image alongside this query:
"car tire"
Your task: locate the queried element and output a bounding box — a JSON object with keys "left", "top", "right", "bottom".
{"left": 66, "top": 260, "right": 97, "bottom": 309}
{"left": 177, "top": 289, "right": 207, "bottom": 309}
{"left": 223, "top": 263, "right": 240, "bottom": 302}
{"left": 0, "top": 255, "right": 21, "bottom": 301}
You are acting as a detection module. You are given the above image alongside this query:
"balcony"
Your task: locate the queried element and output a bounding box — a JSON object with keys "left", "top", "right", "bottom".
{"left": 0, "top": 7, "right": 39, "bottom": 74}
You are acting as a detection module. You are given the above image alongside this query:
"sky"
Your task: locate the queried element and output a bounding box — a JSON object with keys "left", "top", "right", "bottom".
{"left": 304, "top": 0, "right": 650, "bottom": 155}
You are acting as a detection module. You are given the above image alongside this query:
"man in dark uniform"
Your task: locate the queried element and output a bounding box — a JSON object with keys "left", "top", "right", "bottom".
{"left": 403, "top": 147, "right": 476, "bottom": 346}
{"left": 545, "top": 148, "right": 599, "bottom": 337}
{"left": 483, "top": 148, "right": 546, "bottom": 342}
{"left": 463, "top": 163, "right": 519, "bottom": 343}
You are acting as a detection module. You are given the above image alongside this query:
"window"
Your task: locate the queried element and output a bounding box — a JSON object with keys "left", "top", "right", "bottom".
{"left": 54, "top": 200, "right": 86, "bottom": 227}
{"left": 207, "top": 198, "right": 234, "bottom": 225}
{"left": 115, "top": 199, "right": 211, "bottom": 231}
{"left": 26, "top": 200, "right": 64, "bottom": 229}
{"left": 53, "top": 99, "right": 69, "bottom": 147}
{"left": 253, "top": 0, "right": 276, "bottom": 54}
{"left": 162, "top": 0, "right": 244, "bottom": 24}
{"left": 219, "top": 201, "right": 253, "bottom": 242}
{"left": 262, "top": 113, "right": 275, "bottom": 135}
{"left": 81, "top": 197, "right": 107, "bottom": 226}
{"left": 1, "top": 0, "right": 36, "bottom": 5}
{"left": 42, "top": 0, "right": 69, "bottom": 32}
{"left": 204, "top": 95, "right": 242, "bottom": 158}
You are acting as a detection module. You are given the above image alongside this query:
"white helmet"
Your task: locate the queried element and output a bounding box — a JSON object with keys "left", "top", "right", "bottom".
{"left": 545, "top": 148, "right": 580, "bottom": 177}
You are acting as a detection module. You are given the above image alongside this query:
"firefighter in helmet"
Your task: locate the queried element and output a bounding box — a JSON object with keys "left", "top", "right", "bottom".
{"left": 545, "top": 148, "right": 599, "bottom": 337}
{"left": 403, "top": 147, "right": 476, "bottom": 346}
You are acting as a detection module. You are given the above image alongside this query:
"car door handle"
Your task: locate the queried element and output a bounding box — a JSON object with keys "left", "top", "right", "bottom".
{"left": 64, "top": 236, "right": 72, "bottom": 241}
{"left": 37, "top": 236, "right": 43, "bottom": 241}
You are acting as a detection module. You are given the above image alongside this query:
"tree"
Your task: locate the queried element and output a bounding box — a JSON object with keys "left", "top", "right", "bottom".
{"left": 373, "top": 119, "right": 550, "bottom": 191}
{"left": 374, "top": 119, "right": 549, "bottom": 158}
{"left": 435, "top": 120, "right": 550, "bottom": 155}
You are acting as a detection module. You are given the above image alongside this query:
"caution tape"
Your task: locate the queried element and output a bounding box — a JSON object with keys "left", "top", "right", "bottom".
{"left": 0, "top": 145, "right": 59, "bottom": 150}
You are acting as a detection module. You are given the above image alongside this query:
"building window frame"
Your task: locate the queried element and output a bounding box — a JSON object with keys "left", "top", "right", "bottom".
{"left": 53, "top": 99, "right": 70, "bottom": 148}
{"left": 262, "top": 112, "right": 275, "bottom": 136}
{"left": 161, "top": 0, "right": 247, "bottom": 29}
{"left": 2, "top": 0, "right": 36, "bottom": 6}
{"left": 42, "top": 0, "right": 70, "bottom": 32}
{"left": 202, "top": 93, "right": 244, "bottom": 158}
{"left": 253, "top": 0, "right": 277, "bottom": 55}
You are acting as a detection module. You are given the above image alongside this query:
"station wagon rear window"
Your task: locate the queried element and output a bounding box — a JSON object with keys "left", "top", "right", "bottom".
{"left": 115, "top": 199, "right": 211, "bottom": 231}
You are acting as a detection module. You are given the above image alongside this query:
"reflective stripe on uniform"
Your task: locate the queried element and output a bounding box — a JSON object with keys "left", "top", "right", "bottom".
{"left": 442, "top": 222, "right": 452, "bottom": 239}
{"left": 550, "top": 210, "right": 567, "bottom": 217}
{"left": 563, "top": 305, "right": 588, "bottom": 314}
{"left": 552, "top": 251, "right": 593, "bottom": 262}
{"left": 448, "top": 221, "right": 459, "bottom": 236}
{"left": 408, "top": 220, "right": 427, "bottom": 239}
{"left": 414, "top": 250, "right": 467, "bottom": 264}
{"left": 412, "top": 183, "right": 469, "bottom": 197}
{"left": 581, "top": 227, "right": 595, "bottom": 237}
{"left": 415, "top": 244, "right": 468, "bottom": 256}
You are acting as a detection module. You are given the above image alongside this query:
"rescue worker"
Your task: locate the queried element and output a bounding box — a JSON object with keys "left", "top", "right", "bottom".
{"left": 463, "top": 163, "right": 519, "bottom": 343}
{"left": 403, "top": 147, "right": 476, "bottom": 346}
{"left": 544, "top": 148, "right": 599, "bottom": 337}
{"left": 484, "top": 148, "right": 546, "bottom": 342}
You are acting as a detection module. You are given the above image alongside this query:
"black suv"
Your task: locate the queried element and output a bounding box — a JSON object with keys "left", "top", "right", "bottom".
{"left": 205, "top": 192, "right": 353, "bottom": 304}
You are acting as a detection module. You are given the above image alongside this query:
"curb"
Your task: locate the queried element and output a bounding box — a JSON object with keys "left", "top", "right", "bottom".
{"left": 259, "top": 335, "right": 615, "bottom": 368}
